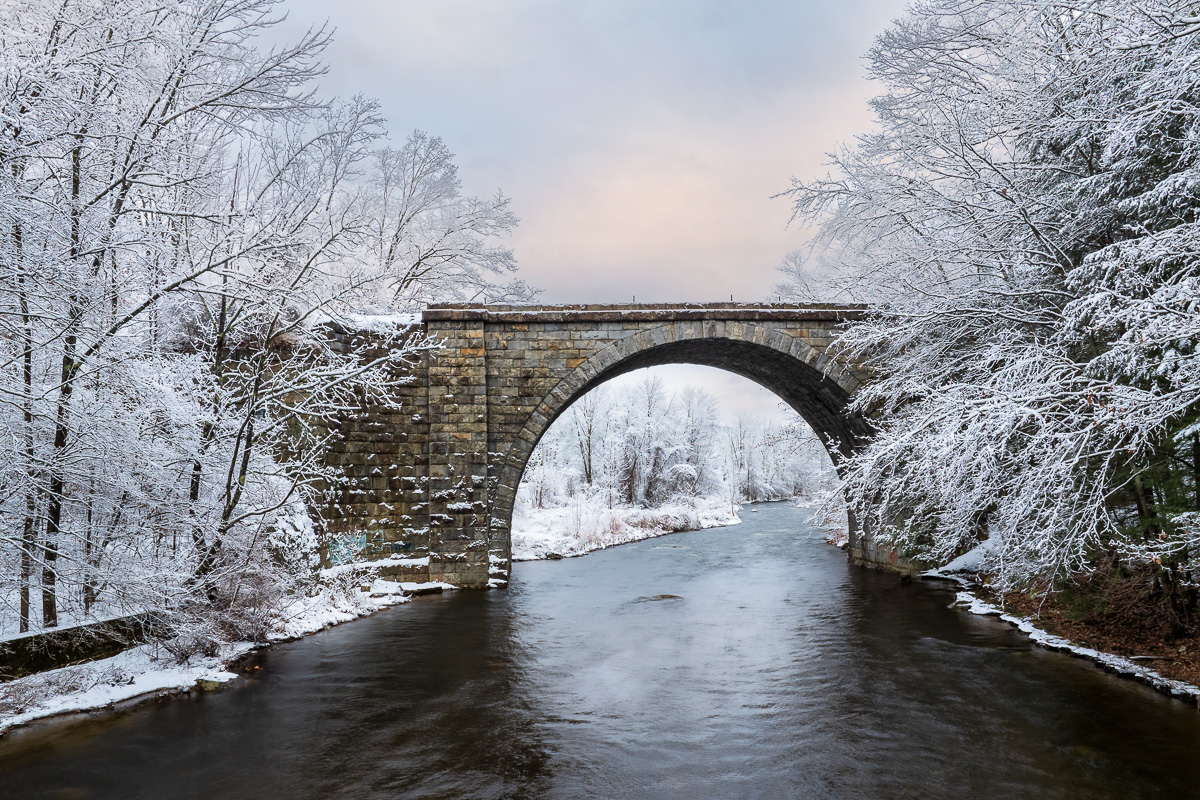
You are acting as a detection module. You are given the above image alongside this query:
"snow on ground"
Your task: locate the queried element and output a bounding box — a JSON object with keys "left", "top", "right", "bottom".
{"left": 0, "top": 573, "right": 455, "bottom": 734}
{"left": 948, "top": 589, "right": 1200, "bottom": 704}
{"left": 0, "top": 606, "right": 142, "bottom": 642}
{"left": 0, "top": 642, "right": 245, "bottom": 734}
{"left": 924, "top": 545, "right": 1200, "bottom": 705}
{"left": 511, "top": 496, "right": 742, "bottom": 560}
{"left": 921, "top": 538, "right": 999, "bottom": 579}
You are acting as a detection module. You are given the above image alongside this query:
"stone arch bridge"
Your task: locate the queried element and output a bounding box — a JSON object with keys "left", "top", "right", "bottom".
{"left": 321, "top": 303, "right": 900, "bottom": 588}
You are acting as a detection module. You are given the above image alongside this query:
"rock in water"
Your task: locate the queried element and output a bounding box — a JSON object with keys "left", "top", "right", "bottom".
{"left": 545, "top": 552, "right": 564, "bottom": 560}
{"left": 405, "top": 585, "right": 444, "bottom": 596}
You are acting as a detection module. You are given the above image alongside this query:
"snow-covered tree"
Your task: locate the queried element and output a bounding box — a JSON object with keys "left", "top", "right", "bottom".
{"left": 357, "top": 130, "right": 533, "bottom": 309}
{"left": 781, "top": 0, "right": 1200, "bottom": 625}
{"left": 0, "top": 0, "right": 523, "bottom": 644}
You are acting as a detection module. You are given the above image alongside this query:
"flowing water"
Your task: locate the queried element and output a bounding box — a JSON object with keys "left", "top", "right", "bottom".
{"left": 3, "top": 502, "right": 1200, "bottom": 799}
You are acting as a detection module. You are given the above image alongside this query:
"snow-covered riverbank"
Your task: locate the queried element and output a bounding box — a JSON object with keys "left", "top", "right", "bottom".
{"left": 923, "top": 542, "right": 1200, "bottom": 705}
{"left": 946, "top": 587, "right": 1200, "bottom": 704}
{"left": 511, "top": 496, "right": 743, "bottom": 560}
{"left": 0, "top": 577, "right": 452, "bottom": 735}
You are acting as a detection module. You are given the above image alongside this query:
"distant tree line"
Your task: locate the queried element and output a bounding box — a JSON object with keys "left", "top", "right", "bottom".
{"left": 518, "top": 376, "right": 836, "bottom": 513}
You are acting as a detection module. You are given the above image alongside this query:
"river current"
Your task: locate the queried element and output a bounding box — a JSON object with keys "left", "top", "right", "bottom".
{"left": 3, "top": 502, "right": 1200, "bottom": 798}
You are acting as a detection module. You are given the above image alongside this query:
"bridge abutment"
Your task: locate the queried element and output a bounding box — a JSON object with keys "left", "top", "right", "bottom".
{"left": 425, "top": 316, "right": 493, "bottom": 586}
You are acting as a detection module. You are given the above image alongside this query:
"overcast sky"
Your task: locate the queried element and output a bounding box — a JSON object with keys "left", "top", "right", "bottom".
{"left": 275, "top": 0, "right": 909, "bottom": 418}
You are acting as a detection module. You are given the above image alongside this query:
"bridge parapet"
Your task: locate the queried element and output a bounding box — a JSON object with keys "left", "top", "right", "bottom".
{"left": 422, "top": 302, "right": 869, "bottom": 322}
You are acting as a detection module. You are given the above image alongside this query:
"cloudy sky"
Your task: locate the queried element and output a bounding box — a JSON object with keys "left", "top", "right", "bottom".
{"left": 276, "top": 0, "right": 909, "bottom": 417}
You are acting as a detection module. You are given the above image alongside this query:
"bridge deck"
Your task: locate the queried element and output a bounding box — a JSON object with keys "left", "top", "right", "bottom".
{"left": 423, "top": 302, "right": 868, "bottom": 323}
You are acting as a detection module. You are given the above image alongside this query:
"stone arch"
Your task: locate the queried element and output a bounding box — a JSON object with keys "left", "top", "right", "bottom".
{"left": 490, "top": 320, "right": 869, "bottom": 560}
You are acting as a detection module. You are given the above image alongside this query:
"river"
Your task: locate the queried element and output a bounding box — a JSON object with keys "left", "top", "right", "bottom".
{"left": 2, "top": 502, "right": 1200, "bottom": 798}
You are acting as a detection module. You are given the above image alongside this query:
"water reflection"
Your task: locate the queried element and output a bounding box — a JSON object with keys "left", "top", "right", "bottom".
{"left": 2, "top": 503, "right": 1199, "bottom": 799}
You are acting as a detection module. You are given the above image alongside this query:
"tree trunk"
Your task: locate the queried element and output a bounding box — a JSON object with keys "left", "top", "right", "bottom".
{"left": 1131, "top": 472, "right": 1158, "bottom": 535}
{"left": 43, "top": 359, "right": 72, "bottom": 628}
{"left": 190, "top": 288, "right": 230, "bottom": 604}
{"left": 15, "top": 214, "right": 37, "bottom": 632}
{"left": 1192, "top": 434, "right": 1199, "bottom": 513}
{"left": 42, "top": 143, "right": 85, "bottom": 629}
{"left": 83, "top": 473, "right": 96, "bottom": 613}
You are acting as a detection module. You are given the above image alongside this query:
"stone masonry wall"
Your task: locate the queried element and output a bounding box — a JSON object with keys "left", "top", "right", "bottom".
{"left": 319, "top": 321, "right": 431, "bottom": 583}
{"left": 425, "top": 318, "right": 491, "bottom": 586}
{"left": 321, "top": 304, "right": 918, "bottom": 588}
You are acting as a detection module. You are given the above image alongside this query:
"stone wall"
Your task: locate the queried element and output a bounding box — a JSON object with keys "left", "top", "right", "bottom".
{"left": 0, "top": 613, "right": 165, "bottom": 681}
{"left": 319, "top": 321, "right": 431, "bottom": 582}
{"left": 319, "top": 304, "right": 919, "bottom": 587}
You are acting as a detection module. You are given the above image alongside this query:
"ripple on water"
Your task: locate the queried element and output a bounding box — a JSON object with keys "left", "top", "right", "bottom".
{"left": 3, "top": 503, "right": 1200, "bottom": 800}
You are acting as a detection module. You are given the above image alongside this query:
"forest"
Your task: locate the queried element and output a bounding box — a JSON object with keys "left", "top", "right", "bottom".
{"left": 1, "top": 0, "right": 1199, "bottom": 679}
{"left": 512, "top": 377, "right": 838, "bottom": 559}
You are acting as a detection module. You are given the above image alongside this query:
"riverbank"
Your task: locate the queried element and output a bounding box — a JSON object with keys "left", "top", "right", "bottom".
{"left": 0, "top": 495, "right": 747, "bottom": 734}
{"left": 925, "top": 568, "right": 1200, "bottom": 706}
{"left": 0, "top": 576, "right": 452, "bottom": 735}
{"left": 511, "top": 496, "right": 743, "bottom": 560}
{"left": 993, "top": 587, "right": 1200, "bottom": 687}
